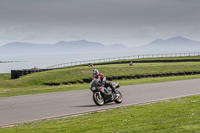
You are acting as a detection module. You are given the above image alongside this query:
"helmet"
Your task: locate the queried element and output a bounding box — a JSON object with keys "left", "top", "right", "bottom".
{"left": 92, "top": 69, "right": 99, "bottom": 78}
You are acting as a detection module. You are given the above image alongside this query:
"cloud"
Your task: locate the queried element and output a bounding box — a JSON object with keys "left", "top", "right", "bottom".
{"left": 0, "top": 0, "right": 200, "bottom": 46}
{"left": 133, "top": 27, "right": 162, "bottom": 38}
{"left": 0, "top": 24, "right": 47, "bottom": 41}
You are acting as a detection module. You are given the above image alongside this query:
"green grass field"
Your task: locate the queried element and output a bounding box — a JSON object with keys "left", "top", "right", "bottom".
{"left": 1, "top": 56, "right": 200, "bottom": 97}
{"left": 1, "top": 95, "right": 199, "bottom": 132}
{"left": 1, "top": 56, "right": 200, "bottom": 132}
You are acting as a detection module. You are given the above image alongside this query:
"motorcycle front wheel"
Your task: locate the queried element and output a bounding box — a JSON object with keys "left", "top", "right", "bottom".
{"left": 93, "top": 92, "right": 104, "bottom": 106}
{"left": 114, "top": 90, "right": 123, "bottom": 104}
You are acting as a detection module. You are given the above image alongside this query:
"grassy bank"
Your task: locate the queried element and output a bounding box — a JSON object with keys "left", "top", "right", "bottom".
{"left": 1, "top": 95, "right": 199, "bottom": 132}
{"left": 0, "top": 56, "right": 200, "bottom": 97}
{"left": 3, "top": 62, "right": 200, "bottom": 86}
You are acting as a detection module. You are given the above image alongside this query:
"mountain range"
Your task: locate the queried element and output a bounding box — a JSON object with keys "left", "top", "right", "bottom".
{"left": 140, "top": 36, "right": 200, "bottom": 51}
{"left": 0, "top": 40, "right": 127, "bottom": 54}
{"left": 0, "top": 36, "right": 200, "bottom": 54}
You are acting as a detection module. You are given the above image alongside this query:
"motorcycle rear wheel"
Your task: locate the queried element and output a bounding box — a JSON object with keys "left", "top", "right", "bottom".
{"left": 114, "top": 90, "right": 123, "bottom": 104}
{"left": 93, "top": 92, "right": 104, "bottom": 106}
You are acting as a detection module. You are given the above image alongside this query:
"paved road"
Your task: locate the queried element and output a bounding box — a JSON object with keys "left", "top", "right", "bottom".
{"left": 0, "top": 79, "right": 200, "bottom": 127}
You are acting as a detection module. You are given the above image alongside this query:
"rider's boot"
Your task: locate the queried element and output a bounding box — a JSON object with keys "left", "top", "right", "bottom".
{"left": 110, "top": 84, "right": 120, "bottom": 99}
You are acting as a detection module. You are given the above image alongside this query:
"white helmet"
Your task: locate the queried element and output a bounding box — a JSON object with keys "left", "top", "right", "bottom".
{"left": 92, "top": 69, "right": 99, "bottom": 78}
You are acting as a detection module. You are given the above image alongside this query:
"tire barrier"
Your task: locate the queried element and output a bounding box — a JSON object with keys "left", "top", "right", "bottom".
{"left": 43, "top": 71, "right": 200, "bottom": 86}
{"left": 121, "top": 75, "right": 127, "bottom": 79}
{"left": 127, "top": 76, "right": 131, "bottom": 79}
{"left": 77, "top": 80, "right": 84, "bottom": 84}
{"left": 44, "top": 83, "right": 60, "bottom": 86}
{"left": 11, "top": 69, "right": 52, "bottom": 79}
{"left": 112, "top": 76, "right": 118, "bottom": 80}
{"left": 68, "top": 81, "right": 77, "bottom": 84}
{"left": 118, "top": 76, "right": 122, "bottom": 80}
{"left": 130, "top": 75, "right": 136, "bottom": 79}
{"left": 106, "top": 77, "right": 113, "bottom": 81}
{"left": 82, "top": 78, "right": 92, "bottom": 83}
{"left": 62, "top": 82, "right": 69, "bottom": 85}
{"left": 11, "top": 70, "right": 18, "bottom": 79}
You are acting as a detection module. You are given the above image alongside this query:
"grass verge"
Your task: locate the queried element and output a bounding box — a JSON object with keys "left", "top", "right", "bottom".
{"left": 1, "top": 95, "right": 199, "bottom": 132}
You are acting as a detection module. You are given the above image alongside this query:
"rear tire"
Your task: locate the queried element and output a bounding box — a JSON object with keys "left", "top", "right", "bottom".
{"left": 93, "top": 92, "right": 104, "bottom": 106}
{"left": 114, "top": 90, "right": 123, "bottom": 104}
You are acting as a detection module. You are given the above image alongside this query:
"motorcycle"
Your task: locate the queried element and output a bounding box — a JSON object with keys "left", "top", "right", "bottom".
{"left": 90, "top": 78, "right": 123, "bottom": 106}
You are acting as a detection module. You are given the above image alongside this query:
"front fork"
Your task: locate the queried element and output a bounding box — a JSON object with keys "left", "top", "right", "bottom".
{"left": 96, "top": 91, "right": 102, "bottom": 99}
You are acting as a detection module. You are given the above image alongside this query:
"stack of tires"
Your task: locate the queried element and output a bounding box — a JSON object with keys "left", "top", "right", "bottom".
{"left": 11, "top": 69, "right": 50, "bottom": 79}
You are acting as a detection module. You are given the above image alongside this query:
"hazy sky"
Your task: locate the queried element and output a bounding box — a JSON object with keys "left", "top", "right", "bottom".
{"left": 0, "top": 0, "right": 200, "bottom": 47}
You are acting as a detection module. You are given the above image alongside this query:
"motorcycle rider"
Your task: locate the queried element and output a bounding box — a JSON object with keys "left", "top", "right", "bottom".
{"left": 92, "top": 69, "right": 117, "bottom": 95}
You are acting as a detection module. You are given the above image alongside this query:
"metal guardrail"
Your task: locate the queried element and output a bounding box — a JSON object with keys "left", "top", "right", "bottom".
{"left": 47, "top": 52, "right": 200, "bottom": 69}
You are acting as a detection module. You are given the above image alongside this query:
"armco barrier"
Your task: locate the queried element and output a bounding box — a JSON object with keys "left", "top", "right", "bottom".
{"left": 93, "top": 59, "right": 200, "bottom": 66}
{"left": 47, "top": 52, "right": 200, "bottom": 69}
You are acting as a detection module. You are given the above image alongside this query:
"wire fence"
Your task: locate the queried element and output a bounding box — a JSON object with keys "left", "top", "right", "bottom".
{"left": 47, "top": 52, "right": 200, "bottom": 69}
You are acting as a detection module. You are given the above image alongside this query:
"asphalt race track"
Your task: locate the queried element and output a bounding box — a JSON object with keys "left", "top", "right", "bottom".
{"left": 0, "top": 79, "right": 200, "bottom": 127}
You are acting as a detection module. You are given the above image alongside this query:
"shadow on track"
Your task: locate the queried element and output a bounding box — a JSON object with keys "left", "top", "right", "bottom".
{"left": 74, "top": 102, "right": 116, "bottom": 108}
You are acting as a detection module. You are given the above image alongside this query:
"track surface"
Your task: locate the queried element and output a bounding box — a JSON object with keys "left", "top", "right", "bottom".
{"left": 0, "top": 79, "right": 200, "bottom": 127}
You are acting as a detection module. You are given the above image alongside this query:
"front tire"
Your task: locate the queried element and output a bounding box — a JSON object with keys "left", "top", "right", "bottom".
{"left": 114, "top": 90, "right": 123, "bottom": 104}
{"left": 93, "top": 92, "right": 104, "bottom": 106}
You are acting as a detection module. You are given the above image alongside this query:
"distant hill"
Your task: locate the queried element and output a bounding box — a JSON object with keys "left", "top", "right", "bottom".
{"left": 139, "top": 36, "right": 200, "bottom": 51}
{"left": 55, "top": 40, "right": 103, "bottom": 48}
{"left": 0, "top": 40, "right": 127, "bottom": 54}
{"left": 1, "top": 36, "right": 200, "bottom": 54}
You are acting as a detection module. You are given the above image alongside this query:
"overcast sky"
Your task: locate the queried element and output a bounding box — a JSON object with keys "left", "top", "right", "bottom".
{"left": 0, "top": 0, "right": 200, "bottom": 47}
